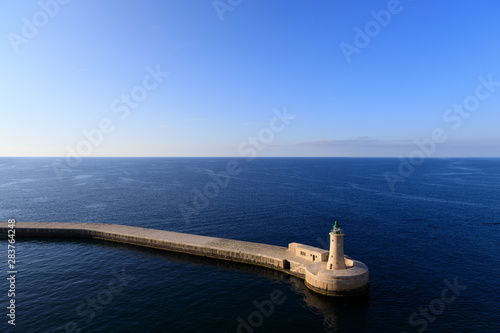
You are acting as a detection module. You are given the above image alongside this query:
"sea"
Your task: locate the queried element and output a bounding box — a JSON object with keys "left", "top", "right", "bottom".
{"left": 0, "top": 157, "right": 499, "bottom": 333}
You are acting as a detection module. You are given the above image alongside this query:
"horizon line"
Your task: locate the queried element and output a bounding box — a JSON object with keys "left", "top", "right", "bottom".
{"left": 1, "top": 156, "right": 500, "bottom": 159}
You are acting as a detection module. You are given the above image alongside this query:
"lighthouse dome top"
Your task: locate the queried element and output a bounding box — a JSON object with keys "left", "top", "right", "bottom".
{"left": 331, "top": 220, "right": 343, "bottom": 234}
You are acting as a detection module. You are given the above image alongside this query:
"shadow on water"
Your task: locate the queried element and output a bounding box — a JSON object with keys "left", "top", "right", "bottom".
{"left": 289, "top": 274, "right": 370, "bottom": 331}
{"left": 19, "top": 236, "right": 370, "bottom": 331}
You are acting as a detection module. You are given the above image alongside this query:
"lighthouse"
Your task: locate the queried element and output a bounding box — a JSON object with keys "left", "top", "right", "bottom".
{"left": 326, "top": 221, "right": 346, "bottom": 270}
{"left": 300, "top": 220, "right": 369, "bottom": 296}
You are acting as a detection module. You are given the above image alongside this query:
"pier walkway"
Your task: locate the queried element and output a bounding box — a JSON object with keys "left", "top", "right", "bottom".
{"left": 1, "top": 222, "right": 369, "bottom": 296}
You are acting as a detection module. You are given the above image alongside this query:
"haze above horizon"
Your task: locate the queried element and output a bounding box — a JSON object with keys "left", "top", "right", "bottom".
{"left": 2, "top": 0, "right": 499, "bottom": 157}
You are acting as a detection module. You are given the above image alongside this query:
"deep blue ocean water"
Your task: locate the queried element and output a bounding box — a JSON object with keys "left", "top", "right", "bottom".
{"left": 0, "top": 157, "right": 499, "bottom": 332}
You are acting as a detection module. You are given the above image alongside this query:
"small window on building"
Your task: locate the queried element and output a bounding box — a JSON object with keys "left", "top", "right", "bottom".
{"left": 300, "top": 251, "right": 306, "bottom": 256}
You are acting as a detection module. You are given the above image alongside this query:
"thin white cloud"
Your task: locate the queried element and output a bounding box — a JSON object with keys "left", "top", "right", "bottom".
{"left": 291, "top": 137, "right": 387, "bottom": 147}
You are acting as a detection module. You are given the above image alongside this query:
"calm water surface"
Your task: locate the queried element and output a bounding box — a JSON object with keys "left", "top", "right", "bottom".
{"left": 0, "top": 157, "right": 499, "bottom": 332}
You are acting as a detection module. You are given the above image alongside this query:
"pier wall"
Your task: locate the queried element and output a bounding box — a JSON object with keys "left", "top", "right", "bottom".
{"left": 0, "top": 222, "right": 288, "bottom": 272}
{"left": 1, "top": 222, "right": 369, "bottom": 296}
{"left": 304, "top": 262, "right": 369, "bottom": 296}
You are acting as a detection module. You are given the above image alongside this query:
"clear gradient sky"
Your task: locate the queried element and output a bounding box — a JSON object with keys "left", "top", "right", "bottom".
{"left": 1, "top": 0, "right": 499, "bottom": 157}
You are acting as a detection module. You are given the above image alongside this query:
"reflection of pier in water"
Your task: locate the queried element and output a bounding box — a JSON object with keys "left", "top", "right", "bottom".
{"left": 3, "top": 222, "right": 368, "bottom": 296}
{"left": 19, "top": 236, "right": 369, "bottom": 331}
{"left": 289, "top": 274, "right": 369, "bottom": 331}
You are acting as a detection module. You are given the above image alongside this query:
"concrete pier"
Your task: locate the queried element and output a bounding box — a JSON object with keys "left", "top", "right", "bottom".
{"left": 0, "top": 222, "right": 369, "bottom": 296}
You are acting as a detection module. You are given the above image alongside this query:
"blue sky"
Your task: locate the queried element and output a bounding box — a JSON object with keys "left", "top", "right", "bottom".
{"left": 1, "top": 0, "right": 499, "bottom": 157}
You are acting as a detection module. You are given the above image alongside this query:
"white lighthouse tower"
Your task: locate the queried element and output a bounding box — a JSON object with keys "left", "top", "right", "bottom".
{"left": 326, "top": 221, "right": 346, "bottom": 270}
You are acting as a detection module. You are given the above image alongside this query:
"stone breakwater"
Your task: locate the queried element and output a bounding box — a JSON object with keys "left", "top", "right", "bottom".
{"left": 0, "top": 222, "right": 369, "bottom": 296}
